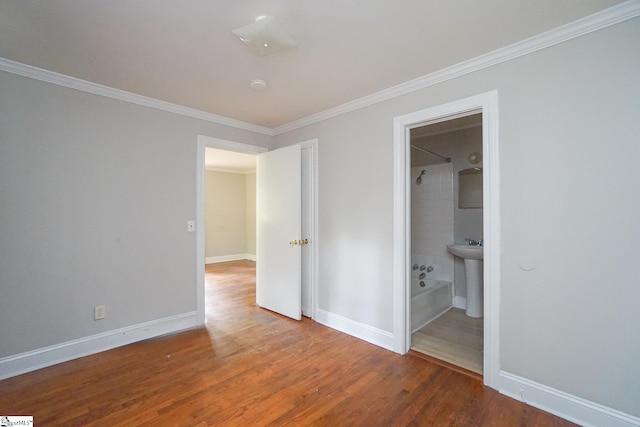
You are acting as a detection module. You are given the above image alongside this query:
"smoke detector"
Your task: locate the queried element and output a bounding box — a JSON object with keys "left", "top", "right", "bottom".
{"left": 231, "top": 16, "right": 297, "bottom": 57}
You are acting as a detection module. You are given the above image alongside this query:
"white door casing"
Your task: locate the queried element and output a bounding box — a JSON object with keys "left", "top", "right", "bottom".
{"left": 392, "top": 91, "right": 501, "bottom": 389}
{"left": 301, "top": 146, "right": 313, "bottom": 317}
{"left": 256, "top": 144, "right": 302, "bottom": 320}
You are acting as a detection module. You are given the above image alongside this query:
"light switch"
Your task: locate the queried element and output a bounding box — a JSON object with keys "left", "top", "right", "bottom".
{"left": 187, "top": 220, "right": 195, "bottom": 232}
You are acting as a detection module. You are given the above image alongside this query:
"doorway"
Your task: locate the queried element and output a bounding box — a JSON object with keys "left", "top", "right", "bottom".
{"left": 195, "top": 136, "right": 318, "bottom": 325}
{"left": 203, "top": 147, "right": 258, "bottom": 264}
{"left": 392, "top": 91, "right": 501, "bottom": 389}
{"left": 408, "top": 114, "right": 483, "bottom": 375}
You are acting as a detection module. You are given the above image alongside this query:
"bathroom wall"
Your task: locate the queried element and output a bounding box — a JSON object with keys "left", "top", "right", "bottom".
{"left": 410, "top": 164, "right": 454, "bottom": 283}
{"left": 412, "top": 126, "right": 483, "bottom": 301}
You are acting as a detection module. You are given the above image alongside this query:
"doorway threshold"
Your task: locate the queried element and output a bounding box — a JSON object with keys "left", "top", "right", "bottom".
{"left": 408, "top": 349, "right": 482, "bottom": 382}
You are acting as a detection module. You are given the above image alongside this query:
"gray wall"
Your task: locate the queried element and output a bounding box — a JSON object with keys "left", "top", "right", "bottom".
{"left": 274, "top": 18, "right": 640, "bottom": 417}
{"left": 0, "top": 71, "right": 272, "bottom": 357}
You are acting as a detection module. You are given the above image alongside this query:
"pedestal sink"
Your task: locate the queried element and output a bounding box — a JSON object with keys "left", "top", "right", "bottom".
{"left": 447, "top": 244, "right": 483, "bottom": 318}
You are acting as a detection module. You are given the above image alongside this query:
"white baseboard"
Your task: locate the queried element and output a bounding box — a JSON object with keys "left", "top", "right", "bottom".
{"left": 0, "top": 311, "right": 199, "bottom": 380}
{"left": 205, "top": 253, "right": 256, "bottom": 264}
{"left": 315, "top": 309, "right": 394, "bottom": 351}
{"left": 500, "top": 371, "right": 640, "bottom": 427}
{"left": 452, "top": 295, "right": 467, "bottom": 309}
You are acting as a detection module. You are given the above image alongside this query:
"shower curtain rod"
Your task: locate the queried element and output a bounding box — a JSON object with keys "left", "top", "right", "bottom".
{"left": 410, "top": 145, "right": 451, "bottom": 163}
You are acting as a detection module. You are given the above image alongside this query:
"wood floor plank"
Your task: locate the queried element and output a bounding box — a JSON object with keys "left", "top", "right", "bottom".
{"left": 0, "top": 260, "right": 576, "bottom": 426}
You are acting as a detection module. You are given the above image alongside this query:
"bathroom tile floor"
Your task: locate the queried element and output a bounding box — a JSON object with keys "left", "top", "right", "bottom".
{"left": 411, "top": 307, "right": 483, "bottom": 374}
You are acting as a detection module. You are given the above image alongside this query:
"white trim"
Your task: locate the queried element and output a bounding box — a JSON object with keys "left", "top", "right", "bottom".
{"left": 299, "top": 139, "right": 320, "bottom": 320}
{"left": 196, "top": 136, "right": 268, "bottom": 326}
{"left": 481, "top": 92, "right": 501, "bottom": 389}
{"left": 452, "top": 296, "right": 467, "bottom": 310}
{"left": 392, "top": 91, "right": 501, "bottom": 390}
{"left": 392, "top": 120, "right": 410, "bottom": 354}
{"left": 0, "top": 57, "right": 273, "bottom": 136}
{"left": 500, "top": 372, "right": 640, "bottom": 427}
{"left": 315, "top": 309, "right": 394, "bottom": 351}
{"left": 0, "top": 312, "right": 198, "bottom": 380}
{"left": 205, "top": 254, "right": 256, "bottom": 264}
{"left": 272, "top": 1, "right": 640, "bottom": 135}
{"left": 198, "top": 136, "right": 270, "bottom": 155}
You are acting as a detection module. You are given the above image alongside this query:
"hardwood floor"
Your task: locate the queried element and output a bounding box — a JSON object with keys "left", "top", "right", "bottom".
{"left": 0, "top": 260, "right": 576, "bottom": 426}
{"left": 411, "top": 308, "right": 484, "bottom": 375}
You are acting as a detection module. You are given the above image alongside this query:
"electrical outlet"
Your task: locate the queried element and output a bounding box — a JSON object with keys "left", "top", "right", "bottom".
{"left": 94, "top": 305, "right": 106, "bottom": 320}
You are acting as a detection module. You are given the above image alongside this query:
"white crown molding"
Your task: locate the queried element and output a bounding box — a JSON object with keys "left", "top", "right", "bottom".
{"left": 0, "top": 57, "right": 274, "bottom": 136}
{"left": 273, "top": 0, "right": 640, "bottom": 135}
{"left": 1, "top": 1, "right": 637, "bottom": 137}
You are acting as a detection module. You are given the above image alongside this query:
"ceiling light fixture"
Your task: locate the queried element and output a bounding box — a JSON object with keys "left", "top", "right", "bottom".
{"left": 231, "top": 16, "right": 297, "bottom": 57}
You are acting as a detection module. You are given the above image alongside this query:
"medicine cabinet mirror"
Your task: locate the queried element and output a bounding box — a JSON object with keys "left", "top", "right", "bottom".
{"left": 458, "top": 167, "right": 482, "bottom": 208}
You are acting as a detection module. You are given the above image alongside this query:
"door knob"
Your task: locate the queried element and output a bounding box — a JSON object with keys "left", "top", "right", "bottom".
{"left": 299, "top": 238, "right": 309, "bottom": 246}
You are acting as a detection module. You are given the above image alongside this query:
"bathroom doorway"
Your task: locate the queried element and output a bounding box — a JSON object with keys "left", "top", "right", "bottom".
{"left": 392, "top": 91, "right": 501, "bottom": 389}
{"left": 408, "top": 114, "right": 484, "bottom": 375}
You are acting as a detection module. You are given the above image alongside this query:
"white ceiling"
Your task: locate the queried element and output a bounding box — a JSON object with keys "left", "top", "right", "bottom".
{"left": 0, "top": 0, "right": 625, "bottom": 129}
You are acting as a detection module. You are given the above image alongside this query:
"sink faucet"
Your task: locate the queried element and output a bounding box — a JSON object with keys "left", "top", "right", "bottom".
{"left": 465, "top": 238, "right": 483, "bottom": 246}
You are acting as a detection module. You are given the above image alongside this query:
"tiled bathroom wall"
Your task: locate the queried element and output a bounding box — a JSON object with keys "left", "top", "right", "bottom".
{"left": 411, "top": 164, "right": 454, "bottom": 283}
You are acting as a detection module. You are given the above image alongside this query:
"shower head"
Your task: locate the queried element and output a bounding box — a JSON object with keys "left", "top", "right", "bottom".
{"left": 416, "top": 170, "right": 426, "bottom": 185}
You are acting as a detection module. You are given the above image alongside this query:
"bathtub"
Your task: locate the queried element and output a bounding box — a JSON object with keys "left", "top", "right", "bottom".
{"left": 411, "top": 278, "right": 452, "bottom": 333}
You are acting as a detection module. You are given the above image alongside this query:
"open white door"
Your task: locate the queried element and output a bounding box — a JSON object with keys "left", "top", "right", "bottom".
{"left": 256, "top": 144, "right": 302, "bottom": 320}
